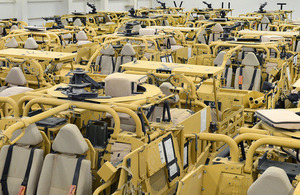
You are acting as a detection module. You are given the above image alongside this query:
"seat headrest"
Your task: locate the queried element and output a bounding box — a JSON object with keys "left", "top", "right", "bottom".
{"left": 73, "top": 18, "right": 83, "bottom": 26}
{"left": 52, "top": 124, "right": 88, "bottom": 155}
{"left": 9, "top": 25, "right": 18, "bottom": 32}
{"left": 24, "top": 37, "right": 38, "bottom": 49}
{"left": 261, "top": 16, "right": 270, "bottom": 24}
{"left": 214, "top": 51, "right": 230, "bottom": 66}
{"left": 101, "top": 44, "right": 115, "bottom": 55}
{"left": 242, "top": 52, "right": 260, "bottom": 66}
{"left": 120, "top": 44, "right": 136, "bottom": 56}
{"left": 11, "top": 122, "right": 43, "bottom": 146}
{"left": 5, "top": 37, "right": 18, "bottom": 48}
{"left": 212, "top": 23, "right": 223, "bottom": 32}
{"left": 76, "top": 31, "right": 88, "bottom": 41}
{"left": 5, "top": 67, "right": 27, "bottom": 86}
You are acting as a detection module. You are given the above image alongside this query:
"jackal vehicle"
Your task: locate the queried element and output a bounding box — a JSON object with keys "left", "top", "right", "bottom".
{"left": 0, "top": 62, "right": 245, "bottom": 194}
{"left": 58, "top": 3, "right": 119, "bottom": 35}
{"left": 175, "top": 107, "right": 300, "bottom": 194}
{"left": 188, "top": 1, "right": 233, "bottom": 21}
{"left": 241, "top": 2, "right": 293, "bottom": 27}
{"left": 0, "top": 48, "right": 76, "bottom": 93}
{"left": 123, "top": 38, "right": 297, "bottom": 124}
{"left": 0, "top": 19, "right": 28, "bottom": 37}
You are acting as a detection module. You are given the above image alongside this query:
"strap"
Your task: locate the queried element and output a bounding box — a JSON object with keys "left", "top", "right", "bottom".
{"left": 121, "top": 56, "right": 124, "bottom": 66}
{"left": 224, "top": 67, "right": 229, "bottom": 86}
{"left": 1, "top": 145, "right": 15, "bottom": 195}
{"left": 111, "top": 56, "right": 115, "bottom": 72}
{"left": 68, "top": 157, "right": 83, "bottom": 195}
{"left": 98, "top": 55, "right": 103, "bottom": 72}
{"left": 19, "top": 147, "right": 37, "bottom": 195}
{"left": 248, "top": 68, "right": 258, "bottom": 90}
{"left": 238, "top": 67, "right": 243, "bottom": 90}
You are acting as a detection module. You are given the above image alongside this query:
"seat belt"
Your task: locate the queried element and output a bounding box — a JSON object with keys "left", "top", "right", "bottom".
{"left": 248, "top": 68, "right": 258, "bottom": 91}
{"left": 98, "top": 55, "right": 103, "bottom": 72}
{"left": 1, "top": 144, "right": 15, "bottom": 195}
{"left": 238, "top": 67, "right": 243, "bottom": 90}
{"left": 224, "top": 67, "right": 229, "bottom": 86}
{"left": 68, "top": 157, "right": 84, "bottom": 195}
{"left": 111, "top": 56, "right": 115, "bottom": 73}
{"left": 19, "top": 148, "right": 37, "bottom": 195}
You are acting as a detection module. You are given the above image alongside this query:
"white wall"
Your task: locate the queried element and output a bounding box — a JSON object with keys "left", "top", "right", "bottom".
{"left": 0, "top": 0, "right": 299, "bottom": 26}
{"left": 151, "top": 0, "right": 300, "bottom": 19}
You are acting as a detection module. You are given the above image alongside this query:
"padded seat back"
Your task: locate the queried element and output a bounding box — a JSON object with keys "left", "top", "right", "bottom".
{"left": 258, "top": 16, "right": 270, "bottom": 31}
{"left": 5, "top": 37, "right": 18, "bottom": 48}
{"left": 247, "top": 167, "right": 294, "bottom": 195}
{"left": 214, "top": 51, "right": 232, "bottom": 88}
{"left": 5, "top": 67, "right": 27, "bottom": 86}
{"left": 209, "top": 24, "right": 223, "bottom": 44}
{"left": 115, "top": 44, "right": 136, "bottom": 72}
{"left": 95, "top": 44, "right": 115, "bottom": 75}
{"left": 73, "top": 18, "right": 83, "bottom": 26}
{"left": 234, "top": 52, "right": 261, "bottom": 91}
{"left": 37, "top": 124, "right": 92, "bottom": 195}
{"left": 9, "top": 25, "right": 18, "bottom": 33}
{"left": 0, "top": 123, "right": 44, "bottom": 195}
{"left": 24, "top": 38, "right": 38, "bottom": 50}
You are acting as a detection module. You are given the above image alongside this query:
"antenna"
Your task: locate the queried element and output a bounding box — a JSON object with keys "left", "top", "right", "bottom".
{"left": 179, "top": 1, "right": 183, "bottom": 7}
{"left": 277, "top": 3, "right": 287, "bottom": 10}
{"left": 174, "top": 1, "right": 177, "bottom": 7}
{"left": 228, "top": 2, "right": 231, "bottom": 9}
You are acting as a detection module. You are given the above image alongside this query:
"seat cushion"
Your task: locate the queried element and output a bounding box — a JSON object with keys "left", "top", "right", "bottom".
{"left": 0, "top": 146, "right": 44, "bottom": 195}
{"left": 24, "top": 38, "right": 38, "bottom": 50}
{"left": 5, "top": 37, "right": 18, "bottom": 48}
{"left": 95, "top": 56, "right": 115, "bottom": 75}
{"left": 37, "top": 154, "right": 92, "bottom": 195}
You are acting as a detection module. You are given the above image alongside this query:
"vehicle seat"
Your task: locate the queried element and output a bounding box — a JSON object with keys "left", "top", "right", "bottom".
{"left": 132, "top": 25, "right": 142, "bottom": 33}
{"left": 247, "top": 166, "right": 294, "bottom": 195}
{"left": 95, "top": 44, "right": 116, "bottom": 74}
{"left": 163, "top": 37, "right": 183, "bottom": 51}
{"left": 62, "top": 33, "right": 72, "bottom": 45}
{"left": 73, "top": 18, "right": 83, "bottom": 26}
{"left": 234, "top": 52, "right": 261, "bottom": 91}
{"left": 115, "top": 44, "right": 137, "bottom": 72}
{"left": 76, "top": 31, "right": 92, "bottom": 46}
{"left": 24, "top": 38, "right": 38, "bottom": 50}
{"left": 0, "top": 67, "right": 33, "bottom": 97}
{"left": 0, "top": 123, "right": 44, "bottom": 195}
{"left": 9, "top": 25, "right": 18, "bottom": 33}
{"left": 5, "top": 37, "right": 18, "bottom": 48}
{"left": 36, "top": 124, "right": 92, "bottom": 195}
{"left": 162, "top": 20, "right": 169, "bottom": 26}
{"left": 209, "top": 23, "right": 223, "bottom": 44}
{"left": 214, "top": 51, "right": 232, "bottom": 88}
{"left": 258, "top": 16, "right": 270, "bottom": 31}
